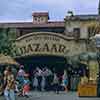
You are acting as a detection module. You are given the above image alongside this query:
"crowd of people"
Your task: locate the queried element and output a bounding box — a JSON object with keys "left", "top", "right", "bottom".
{"left": 0, "top": 65, "right": 69, "bottom": 100}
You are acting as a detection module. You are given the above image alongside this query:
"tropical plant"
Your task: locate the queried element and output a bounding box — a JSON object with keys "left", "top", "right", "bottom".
{"left": 0, "top": 28, "right": 16, "bottom": 56}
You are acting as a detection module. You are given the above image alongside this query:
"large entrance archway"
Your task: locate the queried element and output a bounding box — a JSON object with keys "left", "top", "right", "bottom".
{"left": 15, "top": 55, "right": 67, "bottom": 75}
{"left": 15, "top": 31, "right": 87, "bottom": 76}
{"left": 15, "top": 32, "right": 86, "bottom": 57}
{"left": 15, "top": 32, "right": 71, "bottom": 73}
{"left": 15, "top": 32, "right": 87, "bottom": 91}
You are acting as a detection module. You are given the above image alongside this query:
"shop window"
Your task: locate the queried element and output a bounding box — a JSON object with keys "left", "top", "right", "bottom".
{"left": 34, "top": 17, "right": 37, "bottom": 21}
{"left": 73, "top": 28, "right": 80, "bottom": 39}
{"left": 19, "top": 30, "right": 23, "bottom": 36}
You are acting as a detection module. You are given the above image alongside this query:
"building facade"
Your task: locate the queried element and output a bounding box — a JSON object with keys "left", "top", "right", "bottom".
{"left": 64, "top": 14, "right": 100, "bottom": 80}
{"left": 0, "top": 11, "right": 100, "bottom": 84}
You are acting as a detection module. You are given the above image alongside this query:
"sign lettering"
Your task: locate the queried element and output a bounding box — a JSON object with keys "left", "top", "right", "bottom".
{"left": 15, "top": 32, "right": 87, "bottom": 57}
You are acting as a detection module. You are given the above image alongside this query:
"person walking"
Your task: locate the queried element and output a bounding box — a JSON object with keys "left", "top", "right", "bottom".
{"left": 22, "top": 73, "right": 30, "bottom": 98}
{"left": 4, "top": 66, "right": 16, "bottom": 100}
{"left": 0, "top": 72, "right": 3, "bottom": 95}
{"left": 36, "top": 67, "right": 42, "bottom": 91}
{"left": 41, "top": 76, "right": 46, "bottom": 91}
{"left": 62, "top": 70, "right": 68, "bottom": 92}
{"left": 16, "top": 65, "right": 25, "bottom": 96}
{"left": 53, "top": 73, "right": 59, "bottom": 94}
{"left": 32, "top": 76, "right": 38, "bottom": 91}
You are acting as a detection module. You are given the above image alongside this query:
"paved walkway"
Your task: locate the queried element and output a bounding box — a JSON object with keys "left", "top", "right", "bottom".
{"left": 0, "top": 91, "right": 100, "bottom": 100}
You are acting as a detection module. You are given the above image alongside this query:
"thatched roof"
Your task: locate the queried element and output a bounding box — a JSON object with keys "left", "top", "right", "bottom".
{"left": 0, "top": 54, "right": 19, "bottom": 65}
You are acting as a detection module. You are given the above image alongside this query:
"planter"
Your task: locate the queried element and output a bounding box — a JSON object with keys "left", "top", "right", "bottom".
{"left": 78, "top": 83, "right": 97, "bottom": 97}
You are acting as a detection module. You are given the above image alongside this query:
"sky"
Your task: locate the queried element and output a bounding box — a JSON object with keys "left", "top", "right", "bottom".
{"left": 0, "top": 0, "right": 99, "bottom": 22}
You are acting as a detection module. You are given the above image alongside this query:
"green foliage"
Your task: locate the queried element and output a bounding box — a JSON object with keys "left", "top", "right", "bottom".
{"left": 0, "top": 28, "right": 16, "bottom": 56}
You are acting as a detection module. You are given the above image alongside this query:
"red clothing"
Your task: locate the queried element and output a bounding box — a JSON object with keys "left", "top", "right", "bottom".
{"left": 23, "top": 85, "right": 30, "bottom": 92}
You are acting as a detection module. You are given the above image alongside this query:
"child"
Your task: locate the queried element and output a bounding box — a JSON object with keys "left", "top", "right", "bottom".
{"left": 22, "top": 73, "right": 30, "bottom": 98}
{"left": 62, "top": 78, "right": 68, "bottom": 92}
{"left": 62, "top": 70, "right": 68, "bottom": 92}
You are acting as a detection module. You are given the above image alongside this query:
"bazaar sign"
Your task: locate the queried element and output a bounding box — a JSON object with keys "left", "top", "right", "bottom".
{"left": 15, "top": 32, "right": 86, "bottom": 57}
